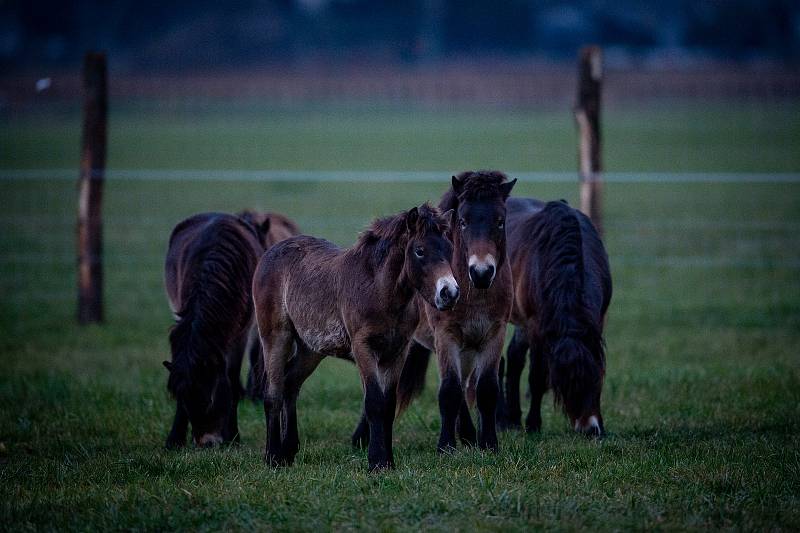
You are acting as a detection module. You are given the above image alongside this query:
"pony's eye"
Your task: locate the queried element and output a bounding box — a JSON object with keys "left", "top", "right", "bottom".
{"left": 459, "top": 219, "right": 467, "bottom": 229}
{"left": 414, "top": 247, "right": 425, "bottom": 258}
{"left": 498, "top": 219, "right": 505, "bottom": 229}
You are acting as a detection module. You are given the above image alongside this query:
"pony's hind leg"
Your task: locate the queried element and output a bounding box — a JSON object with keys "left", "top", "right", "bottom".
{"left": 261, "top": 327, "right": 293, "bottom": 466}
{"left": 223, "top": 332, "right": 248, "bottom": 444}
{"left": 280, "top": 348, "right": 324, "bottom": 465}
{"left": 245, "top": 326, "right": 265, "bottom": 400}
{"left": 525, "top": 344, "right": 548, "bottom": 433}
{"left": 500, "top": 328, "right": 529, "bottom": 429}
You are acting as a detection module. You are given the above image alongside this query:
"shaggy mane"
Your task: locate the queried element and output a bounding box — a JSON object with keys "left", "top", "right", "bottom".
{"left": 440, "top": 170, "right": 511, "bottom": 211}
{"left": 353, "top": 203, "right": 447, "bottom": 266}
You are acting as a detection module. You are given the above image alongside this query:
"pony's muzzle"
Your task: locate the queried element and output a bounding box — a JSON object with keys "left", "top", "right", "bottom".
{"left": 468, "top": 264, "right": 495, "bottom": 289}
{"left": 468, "top": 254, "right": 497, "bottom": 289}
{"left": 574, "top": 415, "right": 603, "bottom": 438}
{"left": 195, "top": 433, "right": 224, "bottom": 447}
{"left": 435, "top": 275, "right": 460, "bottom": 310}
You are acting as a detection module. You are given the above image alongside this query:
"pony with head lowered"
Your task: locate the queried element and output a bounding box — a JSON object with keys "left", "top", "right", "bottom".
{"left": 499, "top": 198, "right": 612, "bottom": 436}
{"left": 253, "top": 204, "right": 458, "bottom": 471}
{"left": 163, "top": 210, "right": 299, "bottom": 449}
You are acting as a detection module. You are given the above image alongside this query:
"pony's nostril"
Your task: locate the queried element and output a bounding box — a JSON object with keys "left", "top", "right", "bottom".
{"left": 439, "top": 286, "right": 449, "bottom": 300}
{"left": 486, "top": 265, "right": 495, "bottom": 279}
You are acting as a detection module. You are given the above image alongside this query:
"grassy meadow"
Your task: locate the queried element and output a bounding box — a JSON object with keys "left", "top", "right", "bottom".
{"left": 1, "top": 101, "right": 799, "bottom": 530}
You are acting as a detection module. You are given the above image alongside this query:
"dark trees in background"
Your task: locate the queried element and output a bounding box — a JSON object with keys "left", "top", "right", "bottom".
{"left": 1, "top": 0, "right": 798, "bottom": 71}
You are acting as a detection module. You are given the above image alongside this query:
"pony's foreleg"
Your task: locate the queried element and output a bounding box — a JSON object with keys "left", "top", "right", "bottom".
{"left": 525, "top": 344, "right": 548, "bottom": 433}
{"left": 354, "top": 341, "right": 399, "bottom": 471}
{"left": 475, "top": 335, "right": 503, "bottom": 451}
{"left": 456, "top": 398, "right": 477, "bottom": 446}
{"left": 165, "top": 401, "right": 188, "bottom": 449}
{"left": 435, "top": 339, "right": 462, "bottom": 453}
{"left": 501, "top": 328, "right": 529, "bottom": 429}
{"left": 351, "top": 411, "right": 369, "bottom": 449}
{"left": 363, "top": 376, "right": 398, "bottom": 470}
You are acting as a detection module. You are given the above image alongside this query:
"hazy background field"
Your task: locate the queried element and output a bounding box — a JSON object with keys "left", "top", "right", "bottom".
{"left": 2, "top": 79, "right": 800, "bottom": 529}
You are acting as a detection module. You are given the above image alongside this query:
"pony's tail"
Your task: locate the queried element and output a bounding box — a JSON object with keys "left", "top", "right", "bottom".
{"left": 396, "top": 342, "right": 432, "bottom": 414}
{"left": 549, "top": 336, "right": 603, "bottom": 417}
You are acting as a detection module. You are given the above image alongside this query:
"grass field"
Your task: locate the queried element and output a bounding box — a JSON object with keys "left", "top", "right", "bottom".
{"left": 3, "top": 101, "right": 800, "bottom": 172}
{"left": 2, "top": 102, "right": 800, "bottom": 530}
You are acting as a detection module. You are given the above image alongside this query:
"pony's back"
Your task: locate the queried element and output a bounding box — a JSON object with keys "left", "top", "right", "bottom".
{"left": 165, "top": 213, "right": 262, "bottom": 394}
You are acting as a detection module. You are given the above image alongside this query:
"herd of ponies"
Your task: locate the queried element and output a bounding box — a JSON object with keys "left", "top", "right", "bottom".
{"left": 162, "top": 170, "right": 612, "bottom": 471}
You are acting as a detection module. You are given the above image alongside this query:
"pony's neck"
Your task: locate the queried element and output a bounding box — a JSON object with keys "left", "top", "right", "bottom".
{"left": 451, "top": 228, "right": 470, "bottom": 279}
{"left": 378, "top": 241, "right": 414, "bottom": 305}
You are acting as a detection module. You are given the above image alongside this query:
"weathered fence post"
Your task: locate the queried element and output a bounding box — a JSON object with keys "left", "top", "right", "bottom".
{"left": 77, "top": 52, "right": 107, "bottom": 324}
{"left": 575, "top": 45, "right": 603, "bottom": 236}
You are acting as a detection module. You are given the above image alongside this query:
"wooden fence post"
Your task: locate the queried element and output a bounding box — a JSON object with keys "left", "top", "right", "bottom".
{"left": 575, "top": 45, "right": 603, "bottom": 237}
{"left": 77, "top": 52, "right": 107, "bottom": 324}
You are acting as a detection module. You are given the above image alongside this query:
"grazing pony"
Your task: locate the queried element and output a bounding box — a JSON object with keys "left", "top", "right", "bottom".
{"left": 253, "top": 204, "right": 458, "bottom": 471}
{"left": 352, "top": 172, "right": 516, "bottom": 452}
{"left": 501, "top": 198, "right": 612, "bottom": 436}
{"left": 163, "top": 211, "right": 298, "bottom": 448}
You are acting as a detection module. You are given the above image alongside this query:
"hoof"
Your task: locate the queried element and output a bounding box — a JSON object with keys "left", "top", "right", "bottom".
{"left": 165, "top": 438, "right": 185, "bottom": 450}
{"left": 497, "top": 418, "right": 521, "bottom": 431}
{"left": 478, "top": 440, "right": 499, "bottom": 452}
{"left": 368, "top": 460, "right": 395, "bottom": 472}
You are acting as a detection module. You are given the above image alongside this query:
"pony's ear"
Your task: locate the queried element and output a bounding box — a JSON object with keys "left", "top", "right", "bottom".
{"left": 441, "top": 208, "right": 455, "bottom": 228}
{"left": 162, "top": 360, "right": 173, "bottom": 371}
{"left": 260, "top": 216, "right": 271, "bottom": 237}
{"left": 406, "top": 206, "right": 419, "bottom": 231}
{"left": 451, "top": 175, "right": 464, "bottom": 196}
{"left": 499, "top": 178, "right": 517, "bottom": 199}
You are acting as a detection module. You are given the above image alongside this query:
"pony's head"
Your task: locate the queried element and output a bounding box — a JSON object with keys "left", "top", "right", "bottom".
{"left": 403, "top": 204, "right": 460, "bottom": 311}
{"left": 240, "top": 211, "right": 301, "bottom": 248}
{"left": 164, "top": 343, "right": 234, "bottom": 447}
{"left": 549, "top": 336, "right": 605, "bottom": 437}
{"left": 442, "top": 171, "right": 516, "bottom": 289}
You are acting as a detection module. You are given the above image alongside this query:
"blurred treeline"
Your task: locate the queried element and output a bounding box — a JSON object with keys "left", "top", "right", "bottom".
{"left": 1, "top": 0, "right": 799, "bottom": 71}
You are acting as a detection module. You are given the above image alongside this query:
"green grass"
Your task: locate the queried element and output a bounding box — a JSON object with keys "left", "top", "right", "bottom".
{"left": 3, "top": 101, "right": 800, "bottom": 172}
{"left": 1, "top": 175, "right": 799, "bottom": 530}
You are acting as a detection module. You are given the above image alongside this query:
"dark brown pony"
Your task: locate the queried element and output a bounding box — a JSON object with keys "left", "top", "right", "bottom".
{"left": 163, "top": 211, "right": 298, "bottom": 448}
{"left": 352, "top": 172, "right": 516, "bottom": 452}
{"left": 253, "top": 204, "right": 458, "bottom": 471}
{"left": 500, "top": 198, "right": 612, "bottom": 435}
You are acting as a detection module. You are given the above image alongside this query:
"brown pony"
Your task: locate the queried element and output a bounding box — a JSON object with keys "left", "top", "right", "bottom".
{"left": 253, "top": 204, "right": 458, "bottom": 471}
{"left": 237, "top": 212, "right": 301, "bottom": 400}
{"left": 163, "top": 211, "right": 298, "bottom": 448}
{"left": 500, "top": 198, "right": 612, "bottom": 435}
{"left": 352, "top": 172, "right": 517, "bottom": 452}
